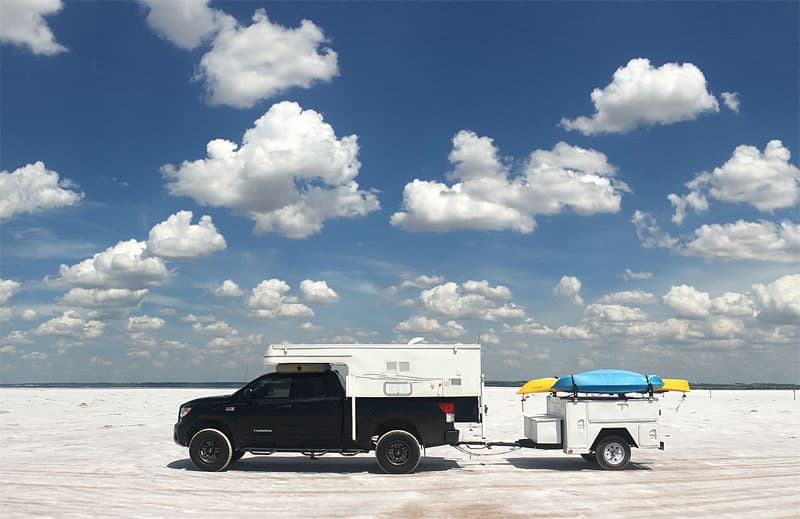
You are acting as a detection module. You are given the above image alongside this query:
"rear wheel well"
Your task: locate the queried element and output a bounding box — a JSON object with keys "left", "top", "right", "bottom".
{"left": 372, "top": 422, "right": 423, "bottom": 446}
{"left": 591, "top": 428, "right": 637, "bottom": 451}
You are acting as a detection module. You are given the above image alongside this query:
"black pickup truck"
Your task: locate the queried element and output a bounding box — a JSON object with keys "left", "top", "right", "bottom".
{"left": 174, "top": 369, "right": 480, "bottom": 473}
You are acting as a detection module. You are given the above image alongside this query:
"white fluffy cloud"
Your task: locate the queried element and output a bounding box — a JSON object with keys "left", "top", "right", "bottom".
{"left": 751, "top": 274, "right": 800, "bottom": 322}
{"left": 0, "top": 0, "right": 66, "bottom": 55}
{"left": 198, "top": 9, "right": 339, "bottom": 108}
{"left": 139, "top": 0, "right": 222, "bottom": 50}
{"left": 669, "top": 141, "right": 800, "bottom": 224}
{"left": 0, "top": 279, "right": 21, "bottom": 305}
{"left": 669, "top": 140, "right": 800, "bottom": 226}
{"left": 33, "top": 311, "right": 104, "bottom": 339}
{"left": 391, "top": 132, "right": 626, "bottom": 233}
{"left": 163, "top": 101, "right": 378, "bottom": 238}
{"left": 127, "top": 315, "right": 166, "bottom": 332}
{"left": 553, "top": 276, "right": 583, "bottom": 306}
{"left": 395, "top": 315, "right": 465, "bottom": 339}
{"left": 663, "top": 285, "right": 713, "bottom": 319}
{"left": 0, "top": 162, "right": 82, "bottom": 219}
{"left": 419, "top": 281, "right": 524, "bottom": 321}
{"left": 391, "top": 274, "right": 444, "bottom": 292}
{"left": 54, "top": 239, "right": 169, "bottom": 289}
{"left": 248, "top": 279, "right": 314, "bottom": 319}
{"left": 585, "top": 303, "right": 648, "bottom": 322}
{"left": 214, "top": 279, "right": 243, "bottom": 297}
{"left": 146, "top": 210, "right": 226, "bottom": 259}
{"left": 721, "top": 92, "right": 740, "bottom": 113}
{"left": 62, "top": 288, "right": 148, "bottom": 309}
{"left": 682, "top": 220, "right": 799, "bottom": 263}
{"left": 299, "top": 280, "right": 339, "bottom": 304}
{"left": 560, "top": 58, "right": 719, "bottom": 135}
{"left": 596, "top": 290, "right": 656, "bottom": 305}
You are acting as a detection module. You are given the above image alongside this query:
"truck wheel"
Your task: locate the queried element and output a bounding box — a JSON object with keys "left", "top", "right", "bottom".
{"left": 580, "top": 453, "right": 597, "bottom": 463}
{"left": 189, "top": 428, "right": 233, "bottom": 472}
{"left": 595, "top": 435, "right": 631, "bottom": 470}
{"left": 230, "top": 449, "right": 245, "bottom": 462}
{"left": 375, "top": 430, "right": 421, "bottom": 474}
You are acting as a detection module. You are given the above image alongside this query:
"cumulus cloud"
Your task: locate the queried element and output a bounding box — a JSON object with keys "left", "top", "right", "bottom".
{"left": 553, "top": 276, "right": 584, "bottom": 306}
{"left": 721, "top": 92, "right": 740, "bottom": 113}
{"left": 682, "top": 220, "right": 799, "bottom": 263}
{"left": 20, "top": 309, "right": 38, "bottom": 320}
{"left": 299, "top": 280, "right": 339, "bottom": 304}
{"left": 62, "top": 288, "right": 149, "bottom": 309}
{"left": 389, "top": 274, "right": 444, "bottom": 293}
{"left": 53, "top": 239, "right": 169, "bottom": 289}
{"left": 248, "top": 279, "right": 314, "bottom": 319}
{"left": 751, "top": 274, "right": 800, "bottom": 322}
{"left": 395, "top": 315, "right": 465, "bottom": 339}
{"left": 585, "top": 303, "right": 648, "bottom": 322}
{"left": 0, "top": 279, "right": 21, "bottom": 305}
{"left": 146, "top": 211, "right": 226, "bottom": 259}
{"left": 419, "top": 281, "right": 525, "bottom": 321}
{"left": 662, "top": 285, "right": 713, "bottom": 319}
{"left": 33, "top": 311, "right": 104, "bottom": 339}
{"left": 0, "top": 0, "right": 67, "bottom": 55}
{"left": 669, "top": 141, "right": 800, "bottom": 223}
{"left": 139, "top": 0, "right": 223, "bottom": 50}
{"left": 391, "top": 132, "right": 627, "bottom": 233}
{"left": 622, "top": 269, "right": 653, "bottom": 281}
{"left": 196, "top": 9, "right": 339, "bottom": 108}
{"left": 596, "top": 290, "right": 656, "bottom": 305}
{"left": 560, "top": 58, "right": 719, "bottom": 135}
{"left": 0, "top": 162, "right": 83, "bottom": 219}
{"left": 127, "top": 315, "right": 166, "bottom": 332}
{"left": 163, "top": 101, "right": 378, "bottom": 238}
{"left": 214, "top": 279, "right": 243, "bottom": 297}
{"left": 0, "top": 307, "right": 12, "bottom": 322}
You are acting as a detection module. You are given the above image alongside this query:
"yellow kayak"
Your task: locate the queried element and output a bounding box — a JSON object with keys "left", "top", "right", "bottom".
{"left": 655, "top": 378, "right": 691, "bottom": 392}
{"left": 517, "top": 377, "right": 558, "bottom": 394}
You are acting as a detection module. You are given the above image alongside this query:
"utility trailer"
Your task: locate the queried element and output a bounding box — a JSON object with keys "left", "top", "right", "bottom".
{"left": 463, "top": 392, "right": 664, "bottom": 470}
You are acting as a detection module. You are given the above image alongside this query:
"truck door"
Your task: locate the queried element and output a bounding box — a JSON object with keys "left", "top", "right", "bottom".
{"left": 235, "top": 373, "right": 296, "bottom": 449}
{"left": 284, "top": 372, "right": 342, "bottom": 448}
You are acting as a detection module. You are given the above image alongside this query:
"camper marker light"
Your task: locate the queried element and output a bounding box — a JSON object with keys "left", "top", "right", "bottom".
{"left": 438, "top": 402, "right": 455, "bottom": 423}
{"left": 179, "top": 406, "right": 192, "bottom": 419}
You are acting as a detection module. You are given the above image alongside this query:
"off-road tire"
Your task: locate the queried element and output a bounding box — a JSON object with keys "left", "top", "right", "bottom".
{"left": 189, "top": 428, "right": 233, "bottom": 472}
{"left": 375, "top": 430, "right": 421, "bottom": 474}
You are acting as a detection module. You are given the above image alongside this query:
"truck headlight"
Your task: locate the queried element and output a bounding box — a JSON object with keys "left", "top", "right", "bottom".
{"left": 179, "top": 406, "right": 192, "bottom": 419}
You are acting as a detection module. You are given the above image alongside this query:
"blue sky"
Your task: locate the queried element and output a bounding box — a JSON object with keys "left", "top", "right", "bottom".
{"left": 1, "top": 1, "right": 798, "bottom": 383}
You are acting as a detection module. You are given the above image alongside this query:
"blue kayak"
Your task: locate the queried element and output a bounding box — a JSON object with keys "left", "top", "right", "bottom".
{"left": 551, "top": 370, "right": 664, "bottom": 394}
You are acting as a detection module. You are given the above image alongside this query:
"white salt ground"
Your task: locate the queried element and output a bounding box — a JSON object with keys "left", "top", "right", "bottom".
{"left": 1, "top": 387, "right": 798, "bottom": 518}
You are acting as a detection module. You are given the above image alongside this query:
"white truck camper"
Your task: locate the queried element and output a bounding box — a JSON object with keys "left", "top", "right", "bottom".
{"left": 263, "top": 340, "right": 485, "bottom": 441}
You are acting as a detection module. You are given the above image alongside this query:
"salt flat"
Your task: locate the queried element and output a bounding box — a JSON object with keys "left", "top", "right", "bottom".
{"left": 1, "top": 387, "right": 798, "bottom": 518}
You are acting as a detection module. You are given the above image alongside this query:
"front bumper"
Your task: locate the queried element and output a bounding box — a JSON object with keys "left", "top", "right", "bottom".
{"left": 173, "top": 423, "right": 187, "bottom": 446}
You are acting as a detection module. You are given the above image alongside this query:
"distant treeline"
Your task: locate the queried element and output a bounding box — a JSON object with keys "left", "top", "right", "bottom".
{"left": 1, "top": 381, "right": 798, "bottom": 390}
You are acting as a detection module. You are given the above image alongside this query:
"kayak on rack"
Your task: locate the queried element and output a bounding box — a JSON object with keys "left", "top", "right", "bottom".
{"left": 516, "top": 377, "right": 558, "bottom": 394}
{"left": 550, "top": 369, "right": 664, "bottom": 394}
{"left": 655, "top": 378, "right": 691, "bottom": 392}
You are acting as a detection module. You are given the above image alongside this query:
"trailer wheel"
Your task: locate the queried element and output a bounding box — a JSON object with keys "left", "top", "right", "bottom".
{"left": 375, "top": 430, "right": 421, "bottom": 474}
{"left": 595, "top": 435, "right": 631, "bottom": 470}
{"left": 580, "top": 453, "right": 597, "bottom": 463}
{"left": 189, "top": 428, "right": 233, "bottom": 471}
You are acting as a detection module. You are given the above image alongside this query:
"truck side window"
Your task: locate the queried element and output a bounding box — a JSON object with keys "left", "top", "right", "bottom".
{"left": 291, "top": 375, "right": 326, "bottom": 399}
{"left": 247, "top": 376, "right": 291, "bottom": 399}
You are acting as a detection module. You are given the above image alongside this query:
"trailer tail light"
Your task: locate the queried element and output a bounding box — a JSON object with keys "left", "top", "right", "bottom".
{"left": 438, "top": 402, "right": 455, "bottom": 423}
